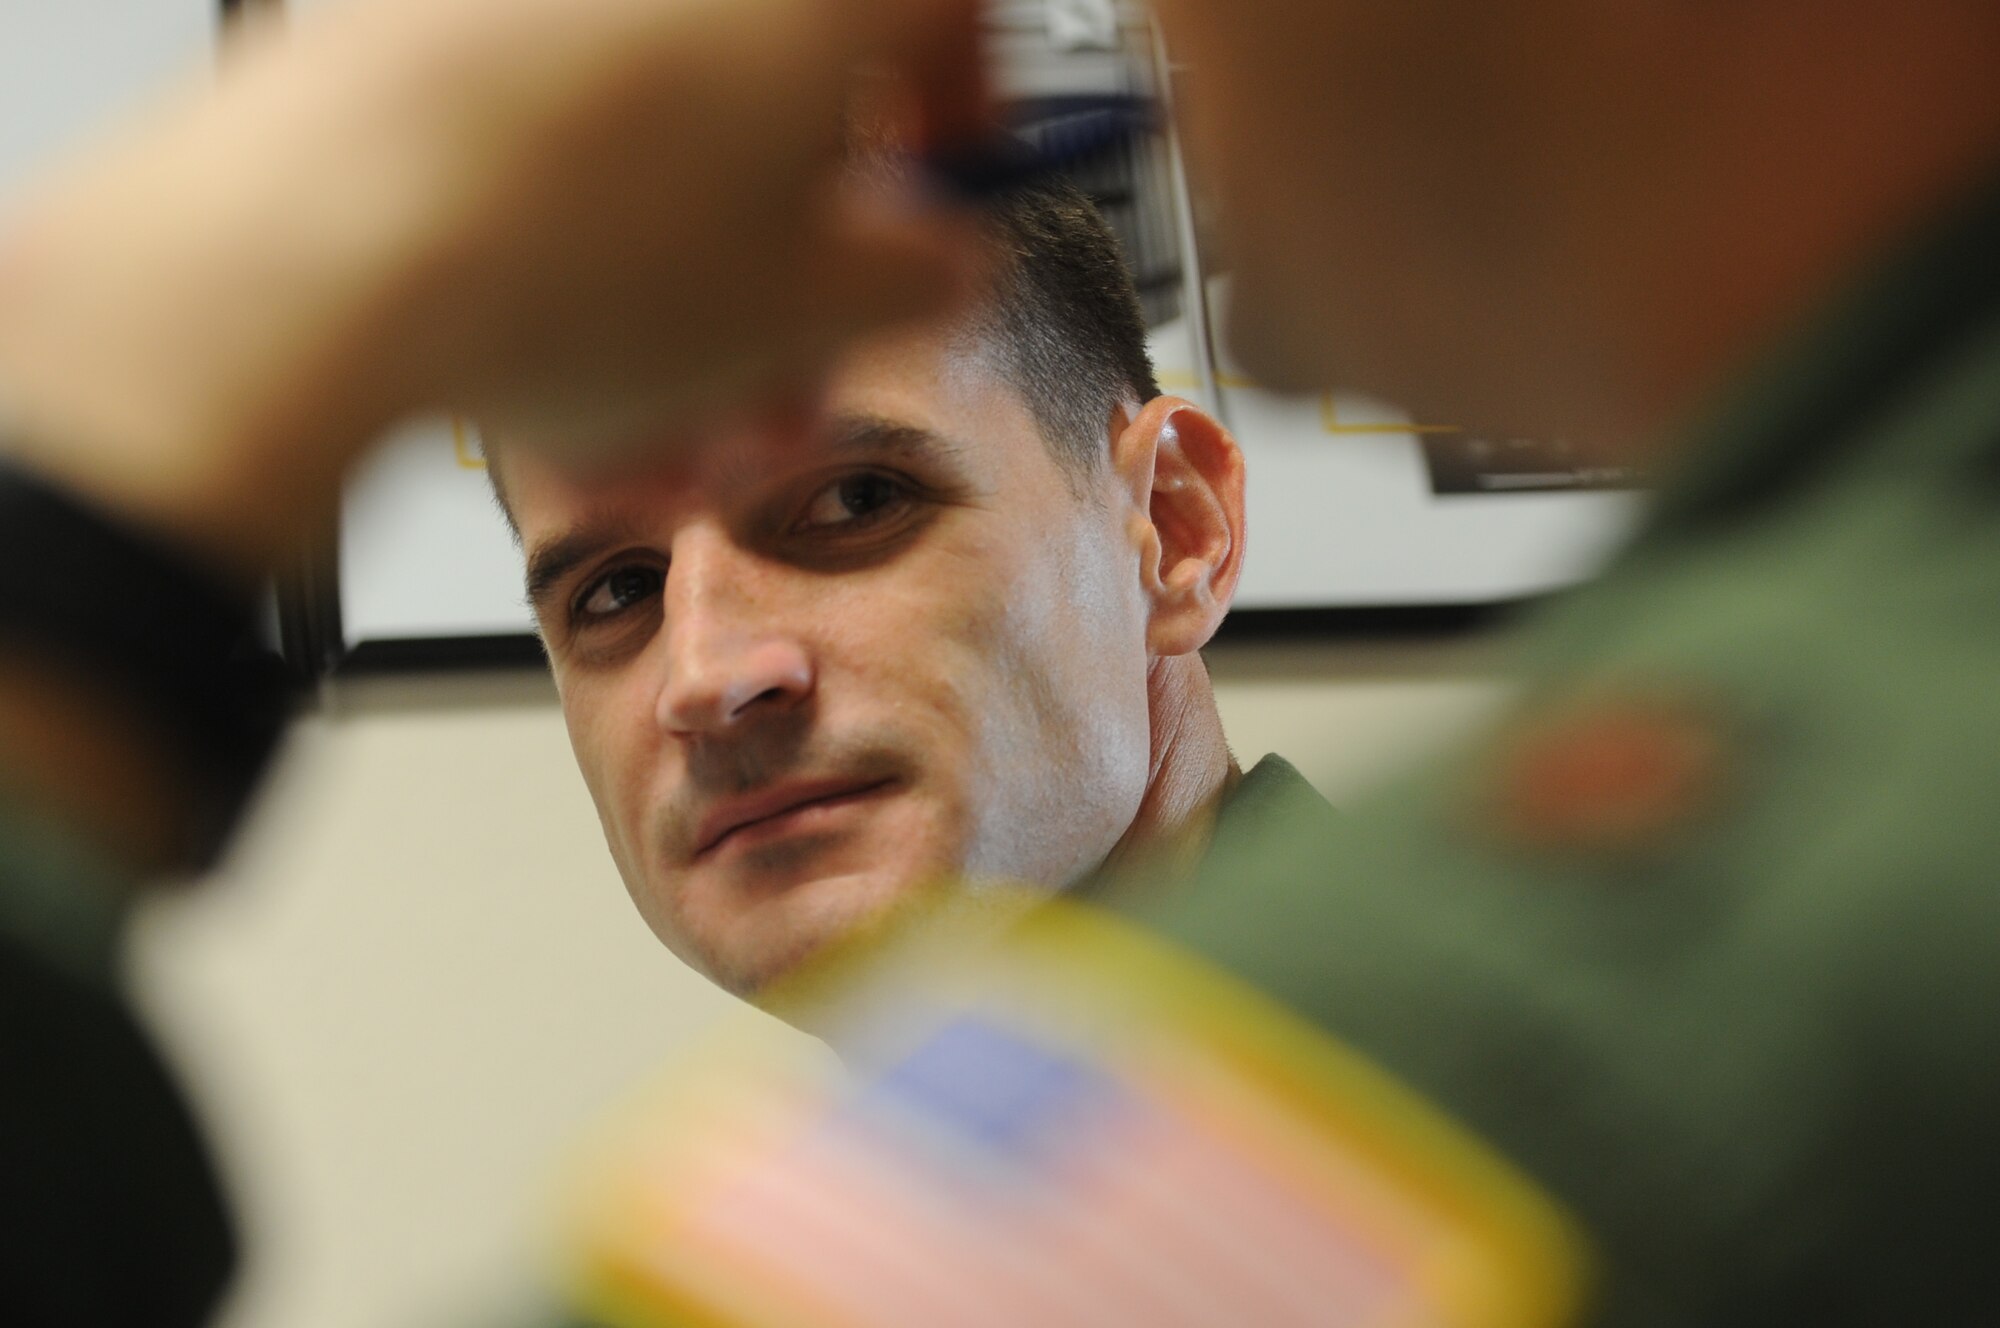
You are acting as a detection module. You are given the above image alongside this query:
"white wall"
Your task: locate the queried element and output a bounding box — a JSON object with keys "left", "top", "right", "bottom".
{"left": 128, "top": 638, "right": 1510, "bottom": 1328}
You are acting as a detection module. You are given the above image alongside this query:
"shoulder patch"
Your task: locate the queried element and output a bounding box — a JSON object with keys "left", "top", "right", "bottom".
{"left": 1476, "top": 693, "right": 1730, "bottom": 862}
{"left": 559, "top": 893, "right": 1589, "bottom": 1328}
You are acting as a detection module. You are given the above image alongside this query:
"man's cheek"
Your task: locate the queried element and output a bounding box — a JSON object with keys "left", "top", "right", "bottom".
{"left": 566, "top": 703, "right": 656, "bottom": 890}
{"left": 904, "top": 778, "right": 980, "bottom": 875}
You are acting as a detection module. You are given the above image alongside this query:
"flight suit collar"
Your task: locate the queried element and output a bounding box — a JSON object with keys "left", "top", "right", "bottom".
{"left": 1074, "top": 752, "right": 1336, "bottom": 914}
{"left": 1206, "top": 753, "right": 1337, "bottom": 854}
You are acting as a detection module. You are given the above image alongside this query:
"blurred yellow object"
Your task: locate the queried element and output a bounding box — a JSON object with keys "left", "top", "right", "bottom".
{"left": 558, "top": 890, "right": 1588, "bottom": 1328}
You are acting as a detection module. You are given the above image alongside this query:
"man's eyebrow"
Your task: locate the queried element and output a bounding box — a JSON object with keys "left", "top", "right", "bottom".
{"left": 826, "top": 412, "right": 965, "bottom": 465}
{"left": 523, "top": 522, "right": 645, "bottom": 611}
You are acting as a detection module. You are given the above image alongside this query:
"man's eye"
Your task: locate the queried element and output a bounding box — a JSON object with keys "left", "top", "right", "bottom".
{"left": 576, "top": 565, "right": 662, "bottom": 620}
{"left": 797, "top": 472, "right": 911, "bottom": 530}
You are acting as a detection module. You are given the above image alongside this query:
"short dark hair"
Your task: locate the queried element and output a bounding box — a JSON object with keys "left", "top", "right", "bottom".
{"left": 971, "top": 175, "right": 1162, "bottom": 473}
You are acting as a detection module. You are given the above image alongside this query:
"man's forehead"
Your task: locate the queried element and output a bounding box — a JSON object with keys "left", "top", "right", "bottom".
{"left": 503, "top": 444, "right": 693, "bottom": 539}
{"left": 834, "top": 318, "right": 1000, "bottom": 402}
{"left": 508, "top": 334, "right": 1034, "bottom": 527}
{"left": 511, "top": 408, "right": 992, "bottom": 597}
{"left": 508, "top": 407, "right": 971, "bottom": 523}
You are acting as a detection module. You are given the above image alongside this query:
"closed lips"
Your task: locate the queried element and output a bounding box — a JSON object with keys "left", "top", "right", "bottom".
{"left": 692, "top": 778, "right": 895, "bottom": 858}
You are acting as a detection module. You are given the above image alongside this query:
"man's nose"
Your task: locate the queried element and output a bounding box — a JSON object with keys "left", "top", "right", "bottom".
{"left": 653, "top": 537, "right": 814, "bottom": 736}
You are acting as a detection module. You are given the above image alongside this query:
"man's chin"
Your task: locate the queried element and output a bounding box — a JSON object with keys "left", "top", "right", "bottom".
{"left": 689, "top": 864, "right": 944, "bottom": 1002}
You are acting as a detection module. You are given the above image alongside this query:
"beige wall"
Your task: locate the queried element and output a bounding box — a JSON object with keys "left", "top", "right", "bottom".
{"left": 129, "top": 638, "right": 1510, "bottom": 1328}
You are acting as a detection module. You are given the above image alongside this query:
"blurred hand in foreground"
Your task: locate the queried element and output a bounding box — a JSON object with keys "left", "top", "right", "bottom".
{"left": 0, "top": 0, "right": 989, "bottom": 574}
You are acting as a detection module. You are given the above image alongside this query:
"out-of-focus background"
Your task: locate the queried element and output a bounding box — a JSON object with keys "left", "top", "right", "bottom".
{"left": 132, "top": 646, "right": 1509, "bottom": 1328}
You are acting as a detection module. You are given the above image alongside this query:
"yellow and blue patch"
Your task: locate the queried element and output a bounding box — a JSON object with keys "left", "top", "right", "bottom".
{"left": 562, "top": 893, "right": 1588, "bottom": 1328}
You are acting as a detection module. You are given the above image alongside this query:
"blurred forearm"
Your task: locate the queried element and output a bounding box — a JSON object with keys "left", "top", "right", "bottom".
{"left": 0, "top": 12, "right": 448, "bottom": 579}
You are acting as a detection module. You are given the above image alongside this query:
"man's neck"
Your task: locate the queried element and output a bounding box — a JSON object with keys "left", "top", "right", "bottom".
{"left": 1103, "top": 653, "right": 1240, "bottom": 879}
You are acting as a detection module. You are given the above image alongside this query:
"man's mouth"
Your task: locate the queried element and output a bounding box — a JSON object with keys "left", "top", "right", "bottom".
{"left": 691, "top": 778, "right": 897, "bottom": 860}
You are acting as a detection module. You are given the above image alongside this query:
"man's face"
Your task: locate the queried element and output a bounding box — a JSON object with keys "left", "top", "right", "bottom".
{"left": 505, "top": 331, "right": 1155, "bottom": 995}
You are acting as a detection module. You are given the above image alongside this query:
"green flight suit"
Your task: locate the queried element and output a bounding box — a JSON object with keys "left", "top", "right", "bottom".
{"left": 1130, "top": 173, "right": 2000, "bottom": 1323}
{"left": 0, "top": 804, "right": 236, "bottom": 1327}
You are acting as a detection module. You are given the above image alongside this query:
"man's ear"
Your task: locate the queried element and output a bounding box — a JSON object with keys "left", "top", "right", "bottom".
{"left": 1108, "top": 395, "right": 1247, "bottom": 658}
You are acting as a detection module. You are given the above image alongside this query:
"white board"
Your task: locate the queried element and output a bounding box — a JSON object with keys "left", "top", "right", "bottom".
{"left": 340, "top": 419, "right": 531, "bottom": 644}
{"left": 1147, "top": 289, "right": 1638, "bottom": 612}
